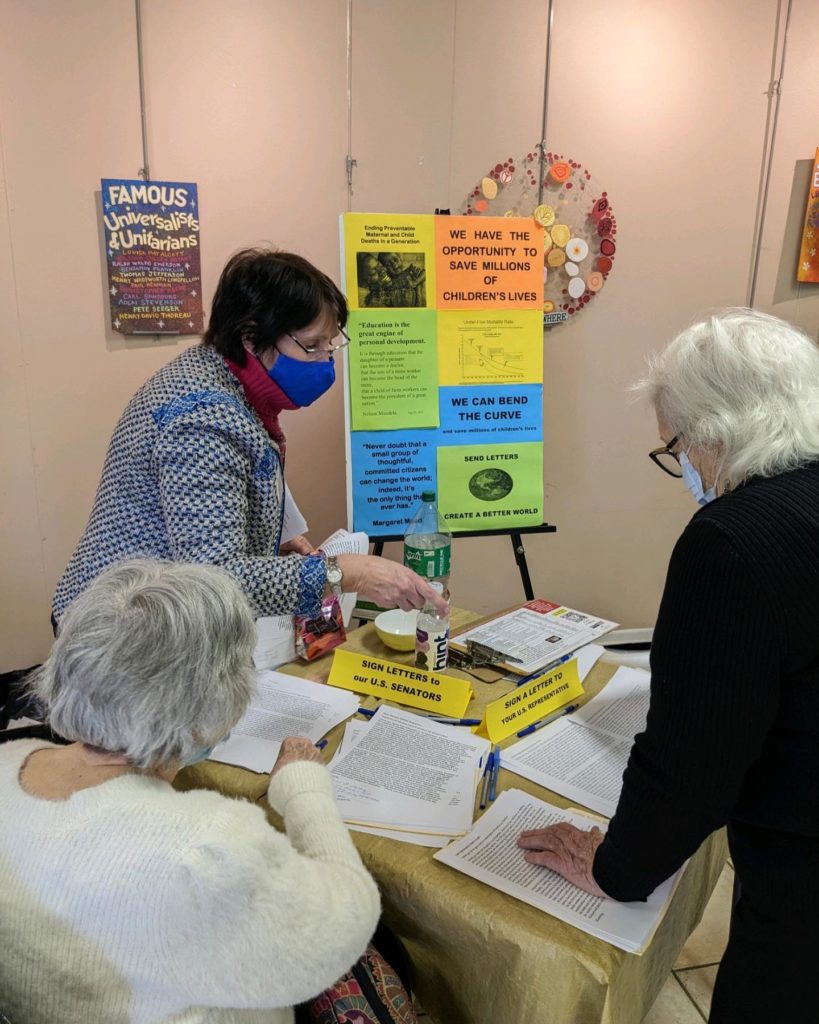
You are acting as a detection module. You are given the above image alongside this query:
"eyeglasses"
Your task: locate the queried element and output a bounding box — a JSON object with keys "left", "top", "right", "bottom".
{"left": 285, "top": 326, "right": 351, "bottom": 357}
{"left": 649, "top": 435, "right": 683, "bottom": 478}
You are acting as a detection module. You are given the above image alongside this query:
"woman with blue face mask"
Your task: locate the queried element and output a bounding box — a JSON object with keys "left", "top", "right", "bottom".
{"left": 52, "top": 247, "right": 445, "bottom": 629}
{"left": 516, "top": 309, "right": 819, "bottom": 1024}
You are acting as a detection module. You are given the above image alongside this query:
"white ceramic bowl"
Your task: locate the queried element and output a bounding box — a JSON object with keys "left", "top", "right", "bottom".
{"left": 374, "top": 609, "right": 418, "bottom": 651}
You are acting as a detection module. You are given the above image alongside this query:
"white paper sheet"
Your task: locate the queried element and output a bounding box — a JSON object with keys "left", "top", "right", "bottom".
{"left": 501, "top": 666, "right": 651, "bottom": 817}
{"left": 454, "top": 605, "right": 618, "bottom": 675}
{"left": 253, "top": 614, "right": 297, "bottom": 671}
{"left": 329, "top": 706, "right": 490, "bottom": 836}
{"left": 210, "top": 670, "right": 359, "bottom": 773}
{"left": 502, "top": 718, "right": 631, "bottom": 817}
{"left": 571, "top": 665, "right": 651, "bottom": 739}
{"left": 280, "top": 484, "right": 308, "bottom": 544}
{"left": 435, "top": 788, "right": 682, "bottom": 954}
{"left": 330, "top": 718, "right": 452, "bottom": 847}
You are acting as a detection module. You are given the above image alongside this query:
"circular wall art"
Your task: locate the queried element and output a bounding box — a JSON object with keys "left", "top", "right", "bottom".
{"left": 460, "top": 143, "right": 617, "bottom": 325}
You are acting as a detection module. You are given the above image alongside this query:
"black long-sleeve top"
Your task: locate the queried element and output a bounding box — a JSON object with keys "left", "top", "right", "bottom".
{"left": 593, "top": 461, "right": 819, "bottom": 901}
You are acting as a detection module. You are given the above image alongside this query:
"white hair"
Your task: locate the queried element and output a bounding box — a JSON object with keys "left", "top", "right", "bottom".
{"left": 635, "top": 308, "right": 819, "bottom": 488}
{"left": 31, "top": 560, "right": 257, "bottom": 770}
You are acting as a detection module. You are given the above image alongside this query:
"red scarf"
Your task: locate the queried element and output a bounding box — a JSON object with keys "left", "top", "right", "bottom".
{"left": 225, "top": 355, "right": 296, "bottom": 458}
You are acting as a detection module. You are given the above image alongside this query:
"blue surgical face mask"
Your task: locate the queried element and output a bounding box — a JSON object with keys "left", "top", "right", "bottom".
{"left": 267, "top": 351, "right": 335, "bottom": 407}
{"left": 679, "top": 451, "right": 716, "bottom": 506}
{"left": 180, "top": 730, "right": 231, "bottom": 768}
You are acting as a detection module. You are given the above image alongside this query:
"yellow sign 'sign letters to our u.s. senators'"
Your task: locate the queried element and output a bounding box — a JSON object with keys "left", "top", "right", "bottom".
{"left": 327, "top": 649, "right": 472, "bottom": 717}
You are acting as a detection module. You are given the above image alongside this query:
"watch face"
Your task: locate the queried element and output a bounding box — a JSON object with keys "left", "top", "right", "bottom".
{"left": 327, "top": 564, "right": 343, "bottom": 585}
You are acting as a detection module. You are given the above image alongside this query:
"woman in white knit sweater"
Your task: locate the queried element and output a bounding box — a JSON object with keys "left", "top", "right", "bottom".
{"left": 0, "top": 560, "right": 380, "bottom": 1024}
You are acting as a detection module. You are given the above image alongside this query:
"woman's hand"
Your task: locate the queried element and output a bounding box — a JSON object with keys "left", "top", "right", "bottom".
{"left": 279, "top": 535, "right": 316, "bottom": 556}
{"left": 270, "top": 736, "right": 323, "bottom": 777}
{"left": 516, "top": 822, "right": 608, "bottom": 897}
{"left": 336, "top": 554, "right": 448, "bottom": 613}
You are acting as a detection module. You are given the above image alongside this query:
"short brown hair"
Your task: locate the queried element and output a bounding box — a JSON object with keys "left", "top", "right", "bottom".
{"left": 203, "top": 247, "right": 347, "bottom": 365}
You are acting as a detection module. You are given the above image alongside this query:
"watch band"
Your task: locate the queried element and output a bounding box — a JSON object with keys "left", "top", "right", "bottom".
{"left": 326, "top": 554, "right": 344, "bottom": 598}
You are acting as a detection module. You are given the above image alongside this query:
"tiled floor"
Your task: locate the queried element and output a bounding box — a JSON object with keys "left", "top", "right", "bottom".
{"left": 416, "top": 860, "right": 734, "bottom": 1024}
{"left": 643, "top": 859, "right": 733, "bottom": 1022}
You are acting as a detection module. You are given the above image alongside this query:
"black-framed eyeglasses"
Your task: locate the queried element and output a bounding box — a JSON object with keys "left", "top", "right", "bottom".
{"left": 286, "top": 326, "right": 351, "bottom": 357}
{"left": 649, "top": 435, "right": 683, "bottom": 478}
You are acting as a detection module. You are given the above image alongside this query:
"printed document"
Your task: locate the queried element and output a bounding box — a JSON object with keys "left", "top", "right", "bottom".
{"left": 453, "top": 601, "right": 617, "bottom": 675}
{"left": 435, "top": 788, "right": 682, "bottom": 954}
{"left": 329, "top": 719, "right": 450, "bottom": 847}
{"left": 210, "top": 670, "right": 359, "bottom": 773}
{"left": 329, "top": 706, "right": 490, "bottom": 842}
{"left": 501, "top": 666, "right": 651, "bottom": 817}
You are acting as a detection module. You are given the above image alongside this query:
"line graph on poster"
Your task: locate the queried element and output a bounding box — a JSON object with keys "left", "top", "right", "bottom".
{"left": 459, "top": 144, "right": 617, "bottom": 328}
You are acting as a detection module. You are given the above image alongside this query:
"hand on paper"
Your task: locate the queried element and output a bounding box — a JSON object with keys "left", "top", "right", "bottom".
{"left": 517, "top": 822, "right": 608, "bottom": 898}
{"left": 270, "top": 736, "right": 324, "bottom": 777}
{"left": 337, "top": 554, "right": 448, "bottom": 613}
{"left": 279, "top": 534, "right": 317, "bottom": 556}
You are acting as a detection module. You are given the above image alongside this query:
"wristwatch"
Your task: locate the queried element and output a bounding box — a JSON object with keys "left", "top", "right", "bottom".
{"left": 325, "top": 555, "right": 344, "bottom": 599}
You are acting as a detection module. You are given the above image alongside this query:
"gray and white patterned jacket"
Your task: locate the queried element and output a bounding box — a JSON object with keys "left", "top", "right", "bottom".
{"left": 52, "top": 344, "right": 326, "bottom": 623}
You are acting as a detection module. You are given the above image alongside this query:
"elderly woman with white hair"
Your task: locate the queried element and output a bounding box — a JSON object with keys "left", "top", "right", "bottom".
{"left": 0, "top": 560, "right": 380, "bottom": 1023}
{"left": 517, "top": 309, "right": 819, "bottom": 1022}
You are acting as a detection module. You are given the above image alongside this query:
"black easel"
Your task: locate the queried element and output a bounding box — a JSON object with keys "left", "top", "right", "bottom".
{"left": 370, "top": 523, "right": 556, "bottom": 602}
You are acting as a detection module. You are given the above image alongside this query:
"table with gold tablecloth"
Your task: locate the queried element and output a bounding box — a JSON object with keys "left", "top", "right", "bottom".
{"left": 176, "top": 610, "right": 727, "bottom": 1024}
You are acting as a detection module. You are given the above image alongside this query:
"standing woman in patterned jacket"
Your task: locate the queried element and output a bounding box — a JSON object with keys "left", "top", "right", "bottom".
{"left": 52, "top": 248, "right": 444, "bottom": 626}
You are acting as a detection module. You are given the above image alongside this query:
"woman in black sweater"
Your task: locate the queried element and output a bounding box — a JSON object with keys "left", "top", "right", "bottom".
{"left": 518, "top": 309, "right": 819, "bottom": 1022}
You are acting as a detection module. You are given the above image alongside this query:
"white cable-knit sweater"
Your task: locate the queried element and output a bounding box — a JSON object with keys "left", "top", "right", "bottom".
{"left": 0, "top": 740, "right": 380, "bottom": 1024}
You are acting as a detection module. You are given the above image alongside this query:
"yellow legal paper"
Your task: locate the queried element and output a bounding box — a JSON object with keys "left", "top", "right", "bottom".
{"left": 327, "top": 648, "right": 472, "bottom": 717}
{"left": 478, "top": 659, "right": 584, "bottom": 742}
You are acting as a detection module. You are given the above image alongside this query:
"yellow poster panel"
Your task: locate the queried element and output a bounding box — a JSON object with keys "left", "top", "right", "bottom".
{"left": 437, "top": 310, "right": 544, "bottom": 386}
{"left": 342, "top": 213, "right": 435, "bottom": 311}
{"left": 327, "top": 648, "right": 473, "bottom": 717}
{"left": 478, "top": 659, "right": 584, "bottom": 742}
{"left": 435, "top": 215, "right": 544, "bottom": 309}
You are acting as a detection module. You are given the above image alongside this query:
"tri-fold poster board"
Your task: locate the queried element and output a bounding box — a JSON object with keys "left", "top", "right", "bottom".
{"left": 340, "top": 213, "right": 547, "bottom": 537}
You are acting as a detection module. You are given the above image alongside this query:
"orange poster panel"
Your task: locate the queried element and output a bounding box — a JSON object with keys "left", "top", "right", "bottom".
{"left": 797, "top": 148, "right": 819, "bottom": 284}
{"left": 435, "top": 216, "right": 544, "bottom": 309}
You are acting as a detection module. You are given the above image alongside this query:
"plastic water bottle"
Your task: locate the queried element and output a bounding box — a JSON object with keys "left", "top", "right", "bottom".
{"left": 403, "top": 490, "right": 451, "bottom": 592}
{"left": 415, "top": 582, "right": 450, "bottom": 672}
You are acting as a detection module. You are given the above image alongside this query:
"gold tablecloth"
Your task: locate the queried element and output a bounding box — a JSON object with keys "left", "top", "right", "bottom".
{"left": 176, "top": 611, "right": 727, "bottom": 1024}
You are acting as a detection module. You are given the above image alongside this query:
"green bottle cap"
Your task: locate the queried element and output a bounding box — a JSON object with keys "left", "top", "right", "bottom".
{"left": 421, "top": 490, "right": 436, "bottom": 502}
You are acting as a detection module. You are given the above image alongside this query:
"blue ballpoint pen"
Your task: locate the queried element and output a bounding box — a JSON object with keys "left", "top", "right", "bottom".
{"left": 488, "top": 746, "right": 500, "bottom": 802}
{"left": 315, "top": 739, "right": 329, "bottom": 751}
{"left": 515, "top": 653, "right": 571, "bottom": 685}
{"left": 479, "top": 751, "right": 494, "bottom": 810}
{"left": 357, "top": 706, "right": 378, "bottom": 718}
{"left": 517, "top": 702, "right": 579, "bottom": 738}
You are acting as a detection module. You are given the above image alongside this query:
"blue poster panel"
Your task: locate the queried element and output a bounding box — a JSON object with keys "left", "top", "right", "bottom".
{"left": 438, "top": 384, "right": 543, "bottom": 445}
{"left": 350, "top": 429, "right": 438, "bottom": 535}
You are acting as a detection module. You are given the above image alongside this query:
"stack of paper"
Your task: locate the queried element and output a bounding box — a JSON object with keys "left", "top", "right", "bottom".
{"left": 210, "top": 670, "right": 359, "bottom": 773}
{"left": 501, "top": 666, "right": 651, "bottom": 817}
{"left": 329, "top": 706, "right": 491, "bottom": 847}
{"left": 435, "top": 788, "right": 683, "bottom": 954}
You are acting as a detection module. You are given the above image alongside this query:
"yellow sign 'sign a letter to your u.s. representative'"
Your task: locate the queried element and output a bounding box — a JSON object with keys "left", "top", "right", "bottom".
{"left": 478, "top": 659, "right": 584, "bottom": 742}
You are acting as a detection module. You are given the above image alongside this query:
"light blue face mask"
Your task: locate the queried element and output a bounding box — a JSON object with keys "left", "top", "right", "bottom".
{"left": 180, "top": 731, "right": 231, "bottom": 768}
{"left": 679, "top": 452, "right": 716, "bottom": 506}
